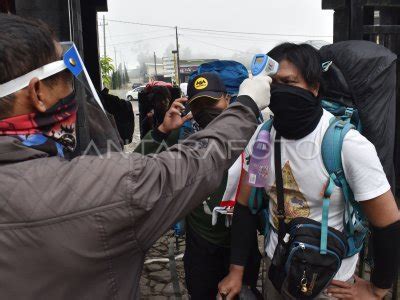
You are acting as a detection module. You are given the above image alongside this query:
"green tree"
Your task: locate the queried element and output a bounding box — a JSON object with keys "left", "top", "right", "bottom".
{"left": 99, "top": 56, "right": 114, "bottom": 88}
{"left": 124, "top": 63, "right": 130, "bottom": 84}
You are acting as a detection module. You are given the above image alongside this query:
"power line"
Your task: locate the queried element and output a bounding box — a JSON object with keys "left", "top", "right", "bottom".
{"left": 179, "top": 27, "right": 332, "bottom": 39}
{"left": 107, "top": 34, "right": 174, "bottom": 47}
{"left": 105, "top": 18, "right": 332, "bottom": 39}
{"left": 179, "top": 33, "right": 305, "bottom": 43}
{"left": 108, "top": 28, "right": 171, "bottom": 39}
{"left": 106, "top": 19, "right": 174, "bottom": 29}
{"left": 180, "top": 35, "right": 253, "bottom": 54}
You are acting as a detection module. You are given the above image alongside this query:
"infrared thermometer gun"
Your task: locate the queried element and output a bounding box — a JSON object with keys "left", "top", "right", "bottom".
{"left": 251, "top": 54, "right": 279, "bottom": 77}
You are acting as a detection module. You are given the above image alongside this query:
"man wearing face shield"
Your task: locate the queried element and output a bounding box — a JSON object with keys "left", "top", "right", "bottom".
{"left": 218, "top": 43, "right": 400, "bottom": 300}
{"left": 0, "top": 14, "right": 271, "bottom": 299}
{"left": 135, "top": 72, "right": 263, "bottom": 299}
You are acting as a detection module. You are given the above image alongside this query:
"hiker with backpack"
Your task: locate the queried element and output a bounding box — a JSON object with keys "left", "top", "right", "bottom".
{"left": 218, "top": 43, "right": 400, "bottom": 299}
{"left": 135, "top": 71, "right": 264, "bottom": 299}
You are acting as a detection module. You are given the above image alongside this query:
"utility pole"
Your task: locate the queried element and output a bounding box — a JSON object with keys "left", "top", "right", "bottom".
{"left": 103, "top": 15, "right": 106, "bottom": 58}
{"left": 153, "top": 52, "right": 158, "bottom": 78}
{"left": 175, "top": 26, "right": 181, "bottom": 85}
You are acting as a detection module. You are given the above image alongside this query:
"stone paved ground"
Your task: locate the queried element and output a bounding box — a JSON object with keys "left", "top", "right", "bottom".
{"left": 139, "top": 232, "right": 189, "bottom": 299}
{"left": 139, "top": 233, "right": 265, "bottom": 300}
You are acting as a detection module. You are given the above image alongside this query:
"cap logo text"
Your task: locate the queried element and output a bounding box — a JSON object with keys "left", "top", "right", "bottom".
{"left": 194, "top": 77, "right": 208, "bottom": 90}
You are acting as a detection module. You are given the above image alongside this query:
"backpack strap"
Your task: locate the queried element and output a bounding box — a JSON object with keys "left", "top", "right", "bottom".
{"left": 320, "top": 113, "right": 369, "bottom": 256}
{"left": 274, "top": 131, "right": 286, "bottom": 242}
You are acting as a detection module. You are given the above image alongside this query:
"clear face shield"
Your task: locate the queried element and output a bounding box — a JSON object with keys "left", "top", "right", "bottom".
{"left": 0, "top": 42, "right": 121, "bottom": 156}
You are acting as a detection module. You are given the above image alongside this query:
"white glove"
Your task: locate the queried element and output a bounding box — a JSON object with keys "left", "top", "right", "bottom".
{"left": 238, "top": 75, "right": 272, "bottom": 111}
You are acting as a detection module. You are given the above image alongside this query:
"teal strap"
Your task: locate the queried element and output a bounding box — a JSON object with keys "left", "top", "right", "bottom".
{"left": 264, "top": 198, "right": 270, "bottom": 239}
{"left": 249, "top": 187, "right": 263, "bottom": 215}
{"left": 320, "top": 175, "right": 335, "bottom": 255}
{"left": 320, "top": 197, "right": 331, "bottom": 255}
{"left": 341, "top": 178, "right": 355, "bottom": 235}
{"left": 249, "top": 187, "right": 258, "bottom": 215}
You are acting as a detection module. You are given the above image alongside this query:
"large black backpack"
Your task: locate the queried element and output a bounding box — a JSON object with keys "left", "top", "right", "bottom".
{"left": 319, "top": 40, "right": 397, "bottom": 189}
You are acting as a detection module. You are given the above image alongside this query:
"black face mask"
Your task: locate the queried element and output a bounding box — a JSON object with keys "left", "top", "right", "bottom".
{"left": 269, "top": 84, "right": 323, "bottom": 140}
{"left": 193, "top": 108, "right": 224, "bottom": 129}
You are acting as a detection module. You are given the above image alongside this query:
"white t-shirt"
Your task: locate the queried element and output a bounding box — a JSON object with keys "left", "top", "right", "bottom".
{"left": 244, "top": 109, "right": 390, "bottom": 281}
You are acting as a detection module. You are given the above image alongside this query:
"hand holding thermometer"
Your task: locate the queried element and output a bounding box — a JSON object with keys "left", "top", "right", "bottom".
{"left": 251, "top": 54, "right": 279, "bottom": 77}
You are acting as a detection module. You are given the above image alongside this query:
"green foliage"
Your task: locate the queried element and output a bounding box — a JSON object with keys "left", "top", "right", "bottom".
{"left": 124, "top": 64, "right": 130, "bottom": 84}
{"left": 100, "top": 56, "right": 114, "bottom": 88}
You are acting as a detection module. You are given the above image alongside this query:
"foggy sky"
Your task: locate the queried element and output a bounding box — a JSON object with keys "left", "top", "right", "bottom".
{"left": 99, "top": 0, "right": 333, "bottom": 69}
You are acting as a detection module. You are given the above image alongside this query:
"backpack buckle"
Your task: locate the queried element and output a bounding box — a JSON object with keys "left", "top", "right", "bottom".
{"left": 333, "top": 170, "right": 345, "bottom": 186}
{"left": 277, "top": 209, "right": 285, "bottom": 219}
{"left": 345, "top": 108, "right": 354, "bottom": 118}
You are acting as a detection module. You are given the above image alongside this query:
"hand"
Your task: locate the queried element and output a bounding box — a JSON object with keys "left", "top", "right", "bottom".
{"left": 238, "top": 75, "right": 272, "bottom": 111}
{"left": 217, "top": 265, "right": 244, "bottom": 300}
{"left": 326, "top": 275, "right": 388, "bottom": 299}
{"left": 158, "top": 97, "right": 192, "bottom": 134}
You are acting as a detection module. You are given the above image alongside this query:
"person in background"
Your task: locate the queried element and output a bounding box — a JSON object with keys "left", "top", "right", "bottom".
{"left": 139, "top": 84, "right": 172, "bottom": 138}
{"left": 135, "top": 72, "right": 264, "bottom": 300}
{"left": 100, "top": 87, "right": 135, "bottom": 145}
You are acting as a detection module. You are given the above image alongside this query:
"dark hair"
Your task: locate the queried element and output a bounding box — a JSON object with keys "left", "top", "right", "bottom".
{"left": 267, "top": 43, "right": 322, "bottom": 89}
{"left": 0, "top": 14, "right": 59, "bottom": 117}
{"left": 147, "top": 86, "right": 172, "bottom": 105}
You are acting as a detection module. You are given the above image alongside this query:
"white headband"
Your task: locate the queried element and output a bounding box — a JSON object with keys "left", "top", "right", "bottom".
{"left": 0, "top": 60, "right": 67, "bottom": 98}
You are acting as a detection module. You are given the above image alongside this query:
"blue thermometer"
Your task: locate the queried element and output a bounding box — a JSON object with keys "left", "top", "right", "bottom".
{"left": 251, "top": 54, "right": 279, "bottom": 77}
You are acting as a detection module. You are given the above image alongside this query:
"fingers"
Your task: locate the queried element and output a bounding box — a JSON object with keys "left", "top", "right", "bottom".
{"left": 218, "top": 285, "right": 240, "bottom": 300}
{"left": 168, "top": 108, "right": 182, "bottom": 117}
{"left": 326, "top": 280, "right": 354, "bottom": 299}
{"left": 171, "top": 101, "right": 185, "bottom": 110}
{"left": 173, "top": 97, "right": 188, "bottom": 104}
{"left": 183, "top": 112, "right": 193, "bottom": 122}
{"left": 330, "top": 280, "right": 353, "bottom": 289}
{"left": 326, "top": 287, "right": 353, "bottom": 297}
{"left": 327, "top": 292, "right": 352, "bottom": 299}
{"left": 226, "top": 291, "right": 238, "bottom": 300}
{"left": 253, "top": 74, "right": 272, "bottom": 85}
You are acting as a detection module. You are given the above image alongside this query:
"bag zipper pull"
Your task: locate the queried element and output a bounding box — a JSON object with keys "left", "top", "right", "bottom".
{"left": 300, "top": 270, "right": 308, "bottom": 294}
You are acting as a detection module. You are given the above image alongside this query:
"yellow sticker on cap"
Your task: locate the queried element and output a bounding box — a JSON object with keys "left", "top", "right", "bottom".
{"left": 194, "top": 77, "right": 208, "bottom": 90}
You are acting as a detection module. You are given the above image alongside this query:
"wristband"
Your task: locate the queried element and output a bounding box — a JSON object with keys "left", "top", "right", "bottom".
{"left": 370, "top": 220, "right": 400, "bottom": 289}
{"left": 236, "top": 95, "right": 260, "bottom": 119}
{"left": 151, "top": 127, "right": 170, "bottom": 143}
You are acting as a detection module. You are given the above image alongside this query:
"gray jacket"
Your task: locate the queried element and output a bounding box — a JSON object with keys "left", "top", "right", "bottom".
{"left": 0, "top": 101, "right": 257, "bottom": 299}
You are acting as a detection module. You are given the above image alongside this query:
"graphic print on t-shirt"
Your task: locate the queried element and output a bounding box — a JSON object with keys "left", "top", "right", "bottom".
{"left": 269, "top": 161, "right": 310, "bottom": 228}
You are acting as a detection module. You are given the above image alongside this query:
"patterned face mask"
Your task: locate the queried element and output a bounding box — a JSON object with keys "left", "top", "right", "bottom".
{"left": 0, "top": 91, "right": 78, "bottom": 154}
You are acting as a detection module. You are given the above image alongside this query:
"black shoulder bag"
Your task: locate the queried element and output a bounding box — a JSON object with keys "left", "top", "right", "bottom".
{"left": 267, "top": 132, "right": 348, "bottom": 299}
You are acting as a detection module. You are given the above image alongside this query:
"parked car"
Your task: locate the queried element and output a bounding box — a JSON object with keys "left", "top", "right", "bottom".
{"left": 131, "top": 83, "right": 142, "bottom": 89}
{"left": 126, "top": 85, "right": 145, "bottom": 101}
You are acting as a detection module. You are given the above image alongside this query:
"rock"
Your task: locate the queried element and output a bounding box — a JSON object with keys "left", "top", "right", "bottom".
{"left": 257, "top": 279, "right": 262, "bottom": 287}
{"left": 149, "top": 280, "right": 157, "bottom": 288}
{"left": 148, "top": 270, "right": 172, "bottom": 283}
{"left": 146, "top": 263, "right": 163, "bottom": 272}
{"left": 149, "top": 296, "right": 168, "bottom": 300}
{"left": 163, "top": 283, "right": 185, "bottom": 297}
{"left": 154, "top": 283, "right": 165, "bottom": 293}
{"left": 140, "top": 285, "right": 152, "bottom": 297}
{"left": 141, "top": 278, "right": 149, "bottom": 286}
